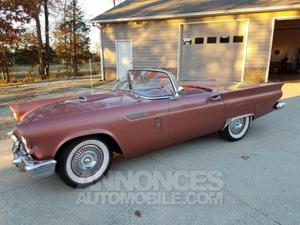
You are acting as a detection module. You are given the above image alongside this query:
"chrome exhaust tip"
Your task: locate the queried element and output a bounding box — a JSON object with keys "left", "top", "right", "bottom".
{"left": 275, "top": 102, "right": 286, "bottom": 110}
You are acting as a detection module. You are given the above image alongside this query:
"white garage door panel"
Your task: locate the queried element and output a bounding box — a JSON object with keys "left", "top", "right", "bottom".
{"left": 181, "top": 21, "right": 247, "bottom": 81}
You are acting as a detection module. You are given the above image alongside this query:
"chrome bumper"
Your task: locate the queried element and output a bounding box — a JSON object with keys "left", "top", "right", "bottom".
{"left": 275, "top": 101, "right": 286, "bottom": 110}
{"left": 10, "top": 134, "right": 57, "bottom": 179}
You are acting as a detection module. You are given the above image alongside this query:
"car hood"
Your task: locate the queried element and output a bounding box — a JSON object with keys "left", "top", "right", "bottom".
{"left": 10, "top": 91, "right": 139, "bottom": 122}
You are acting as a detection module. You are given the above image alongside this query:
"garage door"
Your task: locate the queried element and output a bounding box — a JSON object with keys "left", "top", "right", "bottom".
{"left": 181, "top": 20, "right": 248, "bottom": 81}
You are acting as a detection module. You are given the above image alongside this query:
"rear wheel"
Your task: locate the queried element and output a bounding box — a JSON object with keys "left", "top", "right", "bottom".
{"left": 220, "top": 116, "right": 251, "bottom": 141}
{"left": 56, "top": 137, "right": 112, "bottom": 188}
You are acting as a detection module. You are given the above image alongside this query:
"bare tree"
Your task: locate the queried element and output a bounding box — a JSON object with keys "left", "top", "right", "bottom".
{"left": 24, "top": 0, "right": 61, "bottom": 80}
{"left": 72, "top": 0, "right": 78, "bottom": 76}
{"left": 44, "top": 0, "right": 50, "bottom": 78}
{"left": 64, "top": 0, "right": 70, "bottom": 76}
{"left": 35, "top": 4, "right": 47, "bottom": 79}
{"left": 24, "top": 0, "right": 47, "bottom": 79}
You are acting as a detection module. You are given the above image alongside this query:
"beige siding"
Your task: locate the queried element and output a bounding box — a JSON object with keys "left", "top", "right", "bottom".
{"left": 101, "top": 10, "right": 300, "bottom": 82}
{"left": 245, "top": 14, "right": 274, "bottom": 68}
{"left": 102, "top": 21, "right": 179, "bottom": 68}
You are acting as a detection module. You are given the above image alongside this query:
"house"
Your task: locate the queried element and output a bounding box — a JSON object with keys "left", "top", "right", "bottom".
{"left": 92, "top": 0, "right": 300, "bottom": 83}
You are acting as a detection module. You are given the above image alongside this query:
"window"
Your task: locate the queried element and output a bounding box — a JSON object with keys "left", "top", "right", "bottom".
{"left": 183, "top": 38, "right": 192, "bottom": 45}
{"left": 129, "top": 70, "right": 174, "bottom": 98}
{"left": 233, "top": 36, "right": 244, "bottom": 43}
{"left": 220, "top": 36, "right": 230, "bottom": 43}
{"left": 195, "top": 37, "right": 204, "bottom": 44}
{"left": 207, "top": 37, "right": 217, "bottom": 44}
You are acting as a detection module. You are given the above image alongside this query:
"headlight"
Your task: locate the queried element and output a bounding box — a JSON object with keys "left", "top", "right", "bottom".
{"left": 11, "top": 134, "right": 20, "bottom": 153}
{"left": 21, "top": 136, "right": 30, "bottom": 154}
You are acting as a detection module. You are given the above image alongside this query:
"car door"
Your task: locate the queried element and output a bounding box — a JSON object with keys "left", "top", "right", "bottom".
{"left": 110, "top": 70, "right": 173, "bottom": 158}
{"left": 168, "top": 91, "right": 225, "bottom": 144}
{"left": 111, "top": 98, "right": 170, "bottom": 158}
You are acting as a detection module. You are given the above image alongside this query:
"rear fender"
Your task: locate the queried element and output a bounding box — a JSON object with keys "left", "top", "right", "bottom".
{"left": 221, "top": 82, "right": 283, "bottom": 120}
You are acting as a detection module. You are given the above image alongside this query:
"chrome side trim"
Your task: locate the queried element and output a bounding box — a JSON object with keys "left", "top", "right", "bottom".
{"left": 127, "top": 112, "right": 150, "bottom": 120}
{"left": 222, "top": 114, "right": 254, "bottom": 131}
{"left": 135, "top": 94, "right": 171, "bottom": 100}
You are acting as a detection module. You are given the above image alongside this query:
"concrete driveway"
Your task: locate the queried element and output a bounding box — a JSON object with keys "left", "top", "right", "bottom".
{"left": 0, "top": 91, "right": 300, "bottom": 225}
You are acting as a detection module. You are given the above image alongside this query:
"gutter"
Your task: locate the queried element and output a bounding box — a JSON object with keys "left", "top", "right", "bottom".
{"left": 91, "top": 4, "right": 300, "bottom": 24}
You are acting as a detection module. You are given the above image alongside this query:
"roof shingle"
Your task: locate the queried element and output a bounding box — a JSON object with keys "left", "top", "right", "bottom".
{"left": 92, "top": 0, "right": 300, "bottom": 22}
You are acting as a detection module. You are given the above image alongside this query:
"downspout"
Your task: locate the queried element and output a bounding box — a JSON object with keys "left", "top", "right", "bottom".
{"left": 93, "top": 23, "right": 105, "bottom": 81}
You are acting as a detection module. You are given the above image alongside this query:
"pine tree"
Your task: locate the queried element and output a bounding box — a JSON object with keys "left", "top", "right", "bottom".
{"left": 54, "top": 0, "right": 91, "bottom": 77}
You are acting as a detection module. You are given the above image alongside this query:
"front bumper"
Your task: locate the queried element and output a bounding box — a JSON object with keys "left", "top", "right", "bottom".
{"left": 10, "top": 134, "right": 57, "bottom": 179}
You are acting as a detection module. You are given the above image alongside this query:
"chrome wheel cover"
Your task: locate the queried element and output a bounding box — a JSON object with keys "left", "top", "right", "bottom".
{"left": 229, "top": 118, "right": 246, "bottom": 135}
{"left": 71, "top": 145, "right": 104, "bottom": 178}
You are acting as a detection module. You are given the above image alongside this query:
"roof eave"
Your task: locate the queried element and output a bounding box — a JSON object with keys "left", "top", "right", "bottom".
{"left": 91, "top": 4, "right": 300, "bottom": 24}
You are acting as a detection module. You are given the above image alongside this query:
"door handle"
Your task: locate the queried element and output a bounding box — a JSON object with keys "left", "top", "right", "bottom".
{"left": 210, "top": 94, "right": 222, "bottom": 101}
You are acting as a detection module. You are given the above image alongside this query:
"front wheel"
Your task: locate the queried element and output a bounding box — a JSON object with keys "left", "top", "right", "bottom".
{"left": 56, "top": 137, "right": 112, "bottom": 188}
{"left": 219, "top": 116, "right": 251, "bottom": 141}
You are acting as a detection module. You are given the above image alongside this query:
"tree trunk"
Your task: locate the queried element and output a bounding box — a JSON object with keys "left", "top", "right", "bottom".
{"left": 68, "top": 20, "right": 72, "bottom": 77}
{"left": 44, "top": 0, "right": 50, "bottom": 78}
{"left": 34, "top": 6, "right": 46, "bottom": 79}
{"left": 1, "top": 71, "right": 4, "bottom": 82}
{"left": 72, "top": 0, "right": 78, "bottom": 76}
{"left": 4, "top": 63, "right": 10, "bottom": 83}
{"left": 63, "top": 0, "right": 69, "bottom": 77}
{"left": 0, "top": 46, "right": 5, "bottom": 82}
{"left": 66, "top": 59, "right": 69, "bottom": 77}
{"left": 0, "top": 63, "right": 5, "bottom": 82}
{"left": 0, "top": 45, "right": 11, "bottom": 83}
{"left": 0, "top": 61, "right": 11, "bottom": 83}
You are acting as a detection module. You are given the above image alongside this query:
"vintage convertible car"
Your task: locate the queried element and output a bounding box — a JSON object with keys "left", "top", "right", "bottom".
{"left": 9, "top": 69, "right": 286, "bottom": 188}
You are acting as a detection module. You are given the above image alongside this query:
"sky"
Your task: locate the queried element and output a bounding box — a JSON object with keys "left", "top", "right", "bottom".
{"left": 81, "top": 0, "right": 116, "bottom": 51}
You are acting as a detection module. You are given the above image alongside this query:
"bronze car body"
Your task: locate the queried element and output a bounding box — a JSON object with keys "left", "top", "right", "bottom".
{"left": 9, "top": 69, "right": 285, "bottom": 186}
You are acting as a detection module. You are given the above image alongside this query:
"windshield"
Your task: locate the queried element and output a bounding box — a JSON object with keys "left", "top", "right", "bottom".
{"left": 115, "top": 70, "right": 175, "bottom": 98}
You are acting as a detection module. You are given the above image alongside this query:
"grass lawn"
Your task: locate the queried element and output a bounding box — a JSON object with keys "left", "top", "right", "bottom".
{"left": 1, "top": 63, "right": 101, "bottom": 86}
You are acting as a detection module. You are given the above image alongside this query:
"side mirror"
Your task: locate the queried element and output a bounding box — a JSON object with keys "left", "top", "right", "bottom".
{"left": 173, "top": 86, "right": 184, "bottom": 98}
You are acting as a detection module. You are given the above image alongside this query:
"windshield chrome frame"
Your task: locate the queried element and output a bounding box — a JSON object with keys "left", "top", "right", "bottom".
{"left": 114, "top": 68, "right": 180, "bottom": 100}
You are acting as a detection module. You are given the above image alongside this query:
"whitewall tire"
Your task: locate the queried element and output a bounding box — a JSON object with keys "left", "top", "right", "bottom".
{"left": 56, "top": 137, "right": 112, "bottom": 188}
{"left": 220, "top": 116, "right": 251, "bottom": 141}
